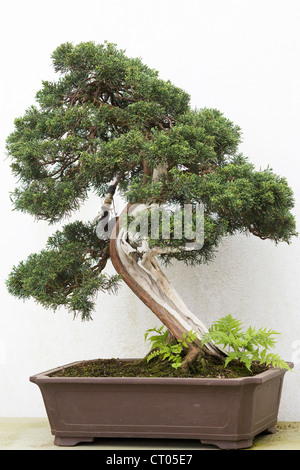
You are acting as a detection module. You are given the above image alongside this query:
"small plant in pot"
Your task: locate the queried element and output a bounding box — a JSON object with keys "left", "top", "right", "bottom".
{"left": 6, "top": 42, "right": 296, "bottom": 449}
{"left": 144, "top": 315, "right": 292, "bottom": 375}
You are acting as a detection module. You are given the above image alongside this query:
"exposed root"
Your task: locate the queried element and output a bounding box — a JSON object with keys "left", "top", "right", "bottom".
{"left": 181, "top": 346, "right": 201, "bottom": 369}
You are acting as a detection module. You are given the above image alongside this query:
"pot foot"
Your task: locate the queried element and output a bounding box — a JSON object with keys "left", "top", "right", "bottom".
{"left": 54, "top": 436, "right": 95, "bottom": 447}
{"left": 200, "top": 438, "right": 254, "bottom": 450}
{"left": 265, "top": 425, "right": 277, "bottom": 434}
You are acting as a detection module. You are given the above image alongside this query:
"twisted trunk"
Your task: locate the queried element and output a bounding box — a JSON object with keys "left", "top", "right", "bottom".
{"left": 109, "top": 203, "right": 223, "bottom": 361}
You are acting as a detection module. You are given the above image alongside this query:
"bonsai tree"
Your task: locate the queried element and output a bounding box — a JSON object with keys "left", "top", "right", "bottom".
{"left": 6, "top": 41, "right": 297, "bottom": 366}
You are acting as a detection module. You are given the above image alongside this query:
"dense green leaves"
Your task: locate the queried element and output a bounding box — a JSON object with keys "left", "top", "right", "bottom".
{"left": 7, "top": 42, "right": 190, "bottom": 222}
{"left": 6, "top": 41, "right": 297, "bottom": 316}
{"left": 6, "top": 222, "right": 120, "bottom": 319}
{"left": 7, "top": 42, "right": 296, "bottom": 240}
{"left": 145, "top": 326, "right": 198, "bottom": 369}
{"left": 167, "top": 162, "right": 296, "bottom": 243}
{"left": 200, "top": 315, "right": 292, "bottom": 371}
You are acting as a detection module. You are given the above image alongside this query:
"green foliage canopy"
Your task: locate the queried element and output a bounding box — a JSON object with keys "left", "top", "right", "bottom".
{"left": 6, "top": 42, "right": 297, "bottom": 318}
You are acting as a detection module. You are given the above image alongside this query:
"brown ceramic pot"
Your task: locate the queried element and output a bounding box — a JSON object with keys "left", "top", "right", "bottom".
{"left": 30, "top": 360, "right": 292, "bottom": 449}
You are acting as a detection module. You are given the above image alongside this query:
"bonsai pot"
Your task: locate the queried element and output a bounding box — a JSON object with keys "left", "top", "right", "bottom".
{"left": 30, "top": 359, "right": 292, "bottom": 450}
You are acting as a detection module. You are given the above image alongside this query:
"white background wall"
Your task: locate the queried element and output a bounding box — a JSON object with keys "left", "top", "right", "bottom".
{"left": 0, "top": 0, "right": 300, "bottom": 419}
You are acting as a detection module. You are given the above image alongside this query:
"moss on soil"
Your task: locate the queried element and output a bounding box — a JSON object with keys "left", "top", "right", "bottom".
{"left": 50, "top": 353, "right": 268, "bottom": 379}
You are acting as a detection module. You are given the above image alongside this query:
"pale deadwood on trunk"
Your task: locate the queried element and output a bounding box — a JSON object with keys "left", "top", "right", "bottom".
{"left": 110, "top": 202, "right": 222, "bottom": 357}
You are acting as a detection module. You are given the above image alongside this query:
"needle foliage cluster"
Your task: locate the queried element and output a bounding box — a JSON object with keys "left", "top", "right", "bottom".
{"left": 6, "top": 42, "right": 297, "bottom": 319}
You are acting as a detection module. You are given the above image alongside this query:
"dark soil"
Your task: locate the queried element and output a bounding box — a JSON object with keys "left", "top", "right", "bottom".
{"left": 50, "top": 354, "right": 268, "bottom": 379}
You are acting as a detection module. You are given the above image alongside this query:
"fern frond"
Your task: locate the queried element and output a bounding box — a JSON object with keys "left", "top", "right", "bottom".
{"left": 201, "top": 315, "right": 291, "bottom": 372}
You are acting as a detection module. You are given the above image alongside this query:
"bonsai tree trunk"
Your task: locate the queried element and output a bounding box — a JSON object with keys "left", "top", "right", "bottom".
{"left": 110, "top": 202, "right": 222, "bottom": 362}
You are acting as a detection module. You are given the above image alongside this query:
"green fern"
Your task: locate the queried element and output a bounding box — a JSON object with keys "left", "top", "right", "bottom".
{"left": 145, "top": 326, "right": 197, "bottom": 369}
{"left": 201, "top": 314, "right": 292, "bottom": 371}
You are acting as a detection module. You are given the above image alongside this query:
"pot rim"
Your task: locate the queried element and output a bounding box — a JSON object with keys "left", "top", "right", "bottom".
{"left": 30, "top": 359, "right": 293, "bottom": 386}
